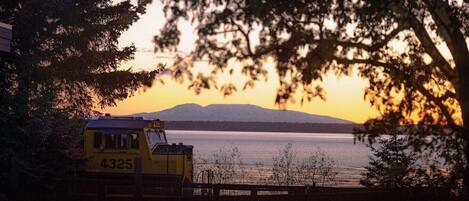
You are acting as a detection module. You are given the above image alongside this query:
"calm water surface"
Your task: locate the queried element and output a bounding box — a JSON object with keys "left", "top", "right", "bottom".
{"left": 166, "top": 130, "right": 371, "bottom": 168}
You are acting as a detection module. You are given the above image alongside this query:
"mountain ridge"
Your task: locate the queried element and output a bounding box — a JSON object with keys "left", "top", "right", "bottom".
{"left": 132, "top": 103, "right": 355, "bottom": 124}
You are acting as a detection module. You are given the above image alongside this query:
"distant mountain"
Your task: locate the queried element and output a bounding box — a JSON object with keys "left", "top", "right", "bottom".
{"left": 132, "top": 103, "right": 354, "bottom": 124}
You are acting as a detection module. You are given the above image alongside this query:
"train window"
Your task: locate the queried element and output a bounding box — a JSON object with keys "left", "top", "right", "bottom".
{"left": 94, "top": 132, "right": 103, "bottom": 148}
{"left": 130, "top": 134, "right": 139, "bottom": 149}
{"left": 97, "top": 132, "right": 138, "bottom": 150}
{"left": 147, "top": 130, "right": 167, "bottom": 149}
{"left": 159, "top": 130, "right": 168, "bottom": 143}
{"left": 104, "top": 134, "right": 117, "bottom": 149}
{"left": 116, "top": 134, "right": 128, "bottom": 149}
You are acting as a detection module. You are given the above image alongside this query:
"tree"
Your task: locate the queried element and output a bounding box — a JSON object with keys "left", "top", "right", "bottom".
{"left": 270, "top": 143, "right": 337, "bottom": 186}
{"left": 0, "top": 0, "right": 158, "bottom": 199}
{"left": 361, "top": 133, "right": 447, "bottom": 188}
{"left": 270, "top": 143, "right": 297, "bottom": 185}
{"left": 195, "top": 146, "right": 246, "bottom": 184}
{"left": 154, "top": 0, "right": 469, "bottom": 196}
{"left": 297, "top": 148, "right": 337, "bottom": 187}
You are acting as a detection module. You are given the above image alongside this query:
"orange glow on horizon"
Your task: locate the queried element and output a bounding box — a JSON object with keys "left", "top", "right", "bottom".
{"left": 101, "top": 1, "right": 379, "bottom": 123}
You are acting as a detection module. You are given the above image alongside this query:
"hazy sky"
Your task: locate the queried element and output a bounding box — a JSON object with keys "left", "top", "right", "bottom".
{"left": 101, "top": 1, "right": 380, "bottom": 123}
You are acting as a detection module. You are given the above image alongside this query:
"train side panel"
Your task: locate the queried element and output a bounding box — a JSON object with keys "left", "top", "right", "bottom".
{"left": 84, "top": 129, "right": 147, "bottom": 174}
{"left": 83, "top": 127, "right": 193, "bottom": 183}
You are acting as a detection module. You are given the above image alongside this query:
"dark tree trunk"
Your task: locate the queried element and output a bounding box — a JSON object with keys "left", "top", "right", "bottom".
{"left": 460, "top": 76, "right": 469, "bottom": 199}
{"left": 440, "top": 9, "right": 469, "bottom": 197}
{"left": 460, "top": 77, "right": 469, "bottom": 199}
{"left": 453, "top": 36, "right": 469, "bottom": 199}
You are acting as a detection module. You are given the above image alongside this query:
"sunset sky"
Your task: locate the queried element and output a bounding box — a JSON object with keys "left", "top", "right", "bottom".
{"left": 101, "top": 1, "right": 380, "bottom": 123}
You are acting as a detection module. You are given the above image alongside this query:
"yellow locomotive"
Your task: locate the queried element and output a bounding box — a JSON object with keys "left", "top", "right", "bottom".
{"left": 82, "top": 115, "right": 193, "bottom": 185}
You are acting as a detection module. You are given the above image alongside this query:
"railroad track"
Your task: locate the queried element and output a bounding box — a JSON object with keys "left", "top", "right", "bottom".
{"left": 57, "top": 177, "right": 450, "bottom": 201}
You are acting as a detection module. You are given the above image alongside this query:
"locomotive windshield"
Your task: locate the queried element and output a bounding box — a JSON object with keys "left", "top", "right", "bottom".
{"left": 147, "top": 129, "right": 167, "bottom": 150}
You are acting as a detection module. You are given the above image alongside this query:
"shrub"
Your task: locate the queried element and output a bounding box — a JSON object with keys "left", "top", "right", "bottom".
{"left": 361, "top": 133, "right": 449, "bottom": 188}
{"left": 195, "top": 146, "right": 246, "bottom": 184}
{"left": 270, "top": 143, "right": 337, "bottom": 186}
{"left": 270, "top": 143, "right": 297, "bottom": 185}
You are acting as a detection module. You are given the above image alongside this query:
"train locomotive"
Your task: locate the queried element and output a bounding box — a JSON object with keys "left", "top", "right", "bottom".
{"left": 82, "top": 115, "right": 193, "bottom": 188}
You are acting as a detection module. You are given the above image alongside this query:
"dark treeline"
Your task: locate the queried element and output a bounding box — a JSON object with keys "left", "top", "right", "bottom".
{"left": 0, "top": 1, "right": 157, "bottom": 200}
{"left": 166, "top": 121, "right": 360, "bottom": 133}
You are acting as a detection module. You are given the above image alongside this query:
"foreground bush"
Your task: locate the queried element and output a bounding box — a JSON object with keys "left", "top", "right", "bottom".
{"left": 361, "top": 133, "right": 449, "bottom": 188}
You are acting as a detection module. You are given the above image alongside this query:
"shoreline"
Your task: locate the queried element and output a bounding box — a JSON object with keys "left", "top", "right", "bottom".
{"left": 166, "top": 121, "right": 361, "bottom": 134}
{"left": 194, "top": 163, "right": 365, "bottom": 187}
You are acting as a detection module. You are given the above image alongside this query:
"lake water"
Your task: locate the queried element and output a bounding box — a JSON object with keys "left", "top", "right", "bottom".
{"left": 166, "top": 130, "right": 372, "bottom": 186}
{"left": 166, "top": 130, "right": 370, "bottom": 168}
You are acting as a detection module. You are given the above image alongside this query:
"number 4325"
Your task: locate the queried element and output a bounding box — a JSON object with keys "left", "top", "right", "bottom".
{"left": 100, "top": 158, "right": 133, "bottom": 169}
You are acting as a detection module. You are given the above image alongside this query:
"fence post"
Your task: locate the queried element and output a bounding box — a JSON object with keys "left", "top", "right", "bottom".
{"left": 9, "top": 157, "right": 19, "bottom": 201}
{"left": 207, "top": 170, "right": 211, "bottom": 184}
{"left": 207, "top": 170, "right": 213, "bottom": 195}
{"left": 98, "top": 184, "right": 106, "bottom": 201}
{"left": 250, "top": 189, "right": 257, "bottom": 197}
{"left": 213, "top": 187, "right": 220, "bottom": 196}
{"left": 134, "top": 157, "right": 143, "bottom": 201}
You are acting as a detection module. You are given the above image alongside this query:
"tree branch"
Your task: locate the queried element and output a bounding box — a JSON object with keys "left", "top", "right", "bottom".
{"left": 368, "top": 22, "right": 410, "bottom": 52}
{"left": 332, "top": 57, "right": 389, "bottom": 67}
{"left": 424, "top": 0, "right": 455, "bottom": 50}
{"left": 229, "top": 19, "right": 254, "bottom": 57}
{"left": 210, "top": 29, "right": 241, "bottom": 35}
{"left": 409, "top": 17, "right": 457, "bottom": 87}
{"left": 414, "top": 84, "right": 457, "bottom": 127}
{"left": 332, "top": 56, "right": 457, "bottom": 126}
{"left": 316, "top": 22, "right": 409, "bottom": 53}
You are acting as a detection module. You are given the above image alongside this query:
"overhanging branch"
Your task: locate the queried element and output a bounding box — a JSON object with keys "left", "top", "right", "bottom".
{"left": 332, "top": 56, "right": 457, "bottom": 126}
{"left": 409, "top": 17, "right": 457, "bottom": 87}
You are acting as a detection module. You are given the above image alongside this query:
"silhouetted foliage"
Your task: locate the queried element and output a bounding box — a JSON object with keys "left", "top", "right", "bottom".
{"left": 154, "top": 0, "right": 469, "bottom": 195}
{"left": 0, "top": 0, "right": 159, "bottom": 199}
{"left": 195, "top": 146, "right": 247, "bottom": 184}
{"left": 270, "top": 144, "right": 297, "bottom": 186}
{"left": 270, "top": 143, "right": 337, "bottom": 186}
{"left": 194, "top": 144, "right": 336, "bottom": 186}
{"left": 361, "top": 133, "right": 448, "bottom": 188}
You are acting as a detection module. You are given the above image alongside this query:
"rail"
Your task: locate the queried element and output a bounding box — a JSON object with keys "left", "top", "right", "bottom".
{"left": 191, "top": 183, "right": 310, "bottom": 196}
{"left": 59, "top": 180, "right": 450, "bottom": 201}
{"left": 22, "top": 162, "right": 449, "bottom": 201}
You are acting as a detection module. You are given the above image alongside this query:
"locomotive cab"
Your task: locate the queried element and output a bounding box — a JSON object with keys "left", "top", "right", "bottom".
{"left": 82, "top": 116, "right": 193, "bottom": 185}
